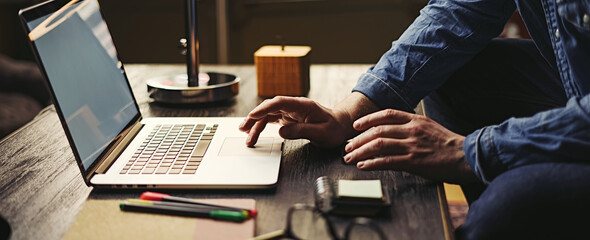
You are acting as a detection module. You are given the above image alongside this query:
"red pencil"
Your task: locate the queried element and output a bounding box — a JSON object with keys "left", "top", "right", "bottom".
{"left": 140, "top": 191, "right": 258, "bottom": 217}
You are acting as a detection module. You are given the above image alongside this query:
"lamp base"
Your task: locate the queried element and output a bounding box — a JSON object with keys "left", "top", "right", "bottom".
{"left": 147, "top": 72, "right": 239, "bottom": 104}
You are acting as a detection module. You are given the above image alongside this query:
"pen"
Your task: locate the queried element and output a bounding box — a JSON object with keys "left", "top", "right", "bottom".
{"left": 126, "top": 199, "right": 248, "bottom": 216}
{"left": 119, "top": 201, "right": 247, "bottom": 222}
{"left": 140, "top": 191, "right": 258, "bottom": 217}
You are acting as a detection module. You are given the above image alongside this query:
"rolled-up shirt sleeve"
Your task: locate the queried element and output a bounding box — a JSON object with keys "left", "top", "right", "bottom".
{"left": 353, "top": 0, "right": 516, "bottom": 112}
{"left": 464, "top": 94, "right": 590, "bottom": 184}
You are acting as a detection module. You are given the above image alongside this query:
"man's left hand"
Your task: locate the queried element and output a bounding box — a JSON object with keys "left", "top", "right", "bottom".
{"left": 343, "top": 109, "right": 478, "bottom": 184}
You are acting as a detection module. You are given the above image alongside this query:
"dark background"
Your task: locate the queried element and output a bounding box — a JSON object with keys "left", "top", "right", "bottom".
{"left": 0, "top": 0, "right": 428, "bottom": 64}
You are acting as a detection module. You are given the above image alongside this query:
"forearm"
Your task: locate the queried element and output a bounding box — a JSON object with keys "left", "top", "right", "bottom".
{"left": 354, "top": 0, "right": 515, "bottom": 111}
{"left": 464, "top": 94, "right": 590, "bottom": 184}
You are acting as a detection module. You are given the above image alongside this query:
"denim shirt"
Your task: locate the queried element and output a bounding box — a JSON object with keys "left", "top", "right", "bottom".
{"left": 352, "top": 0, "right": 590, "bottom": 184}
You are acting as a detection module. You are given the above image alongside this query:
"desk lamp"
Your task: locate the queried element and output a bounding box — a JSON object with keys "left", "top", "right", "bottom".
{"left": 147, "top": 0, "right": 239, "bottom": 104}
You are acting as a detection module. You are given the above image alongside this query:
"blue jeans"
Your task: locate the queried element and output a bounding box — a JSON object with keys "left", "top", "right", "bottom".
{"left": 424, "top": 38, "right": 590, "bottom": 239}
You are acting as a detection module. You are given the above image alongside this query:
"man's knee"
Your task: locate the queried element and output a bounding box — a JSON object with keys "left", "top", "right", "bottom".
{"left": 456, "top": 162, "right": 590, "bottom": 240}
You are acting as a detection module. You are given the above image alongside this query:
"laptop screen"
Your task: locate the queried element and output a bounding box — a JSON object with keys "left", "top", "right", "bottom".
{"left": 24, "top": 0, "right": 139, "bottom": 171}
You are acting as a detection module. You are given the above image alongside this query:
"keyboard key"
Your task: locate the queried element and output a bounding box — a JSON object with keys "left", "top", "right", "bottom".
{"left": 146, "top": 163, "right": 159, "bottom": 168}
{"left": 131, "top": 166, "right": 143, "bottom": 170}
{"left": 156, "top": 167, "right": 169, "bottom": 174}
{"left": 185, "top": 165, "right": 198, "bottom": 170}
{"left": 191, "top": 133, "right": 202, "bottom": 138}
{"left": 135, "top": 161, "right": 147, "bottom": 166}
{"left": 201, "top": 135, "right": 214, "bottom": 140}
{"left": 193, "top": 140, "right": 211, "bottom": 157}
{"left": 182, "top": 169, "right": 197, "bottom": 174}
{"left": 142, "top": 168, "right": 156, "bottom": 174}
{"left": 171, "top": 165, "right": 184, "bottom": 169}
{"left": 148, "top": 160, "right": 161, "bottom": 164}
{"left": 169, "top": 169, "right": 182, "bottom": 174}
{"left": 186, "top": 162, "right": 199, "bottom": 166}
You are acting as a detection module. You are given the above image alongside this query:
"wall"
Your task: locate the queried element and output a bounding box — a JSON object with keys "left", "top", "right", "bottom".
{"left": 1, "top": 0, "right": 431, "bottom": 64}
{"left": 228, "top": 0, "right": 427, "bottom": 63}
{"left": 0, "top": 1, "right": 39, "bottom": 61}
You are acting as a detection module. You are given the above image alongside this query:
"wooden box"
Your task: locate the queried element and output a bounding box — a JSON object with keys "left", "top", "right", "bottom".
{"left": 254, "top": 45, "right": 311, "bottom": 97}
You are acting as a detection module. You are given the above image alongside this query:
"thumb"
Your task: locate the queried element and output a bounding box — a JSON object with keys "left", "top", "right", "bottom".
{"left": 279, "top": 123, "right": 334, "bottom": 145}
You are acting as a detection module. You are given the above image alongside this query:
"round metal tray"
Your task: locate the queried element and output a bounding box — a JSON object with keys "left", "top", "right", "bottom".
{"left": 147, "top": 72, "right": 239, "bottom": 104}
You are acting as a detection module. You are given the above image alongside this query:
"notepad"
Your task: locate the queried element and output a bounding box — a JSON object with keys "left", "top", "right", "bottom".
{"left": 337, "top": 179, "right": 383, "bottom": 200}
{"left": 64, "top": 198, "right": 255, "bottom": 240}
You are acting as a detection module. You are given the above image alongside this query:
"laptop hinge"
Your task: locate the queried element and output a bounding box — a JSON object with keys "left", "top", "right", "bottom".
{"left": 94, "top": 118, "right": 144, "bottom": 174}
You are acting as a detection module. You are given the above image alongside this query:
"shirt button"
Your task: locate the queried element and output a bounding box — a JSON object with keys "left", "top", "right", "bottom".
{"left": 584, "top": 14, "right": 590, "bottom": 24}
{"left": 555, "top": 29, "right": 560, "bottom": 39}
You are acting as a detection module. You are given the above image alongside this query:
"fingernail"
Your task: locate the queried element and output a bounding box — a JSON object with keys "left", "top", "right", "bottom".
{"left": 343, "top": 154, "right": 351, "bottom": 163}
{"left": 357, "top": 162, "right": 365, "bottom": 169}
{"left": 239, "top": 120, "right": 246, "bottom": 129}
{"left": 344, "top": 142, "right": 352, "bottom": 152}
{"left": 353, "top": 121, "right": 361, "bottom": 130}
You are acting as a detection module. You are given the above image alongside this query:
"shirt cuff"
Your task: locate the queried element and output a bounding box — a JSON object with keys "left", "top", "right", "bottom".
{"left": 464, "top": 127, "right": 497, "bottom": 185}
{"left": 352, "top": 72, "right": 414, "bottom": 112}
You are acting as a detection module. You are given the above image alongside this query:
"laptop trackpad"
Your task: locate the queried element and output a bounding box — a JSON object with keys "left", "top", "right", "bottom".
{"left": 218, "top": 137, "right": 274, "bottom": 156}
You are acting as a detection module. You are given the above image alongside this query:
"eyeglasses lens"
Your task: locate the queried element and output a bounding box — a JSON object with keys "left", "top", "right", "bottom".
{"left": 289, "top": 209, "right": 333, "bottom": 240}
{"left": 346, "top": 224, "right": 384, "bottom": 240}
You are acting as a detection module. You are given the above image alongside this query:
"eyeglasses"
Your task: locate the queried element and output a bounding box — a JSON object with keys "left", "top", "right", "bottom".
{"left": 253, "top": 203, "right": 387, "bottom": 240}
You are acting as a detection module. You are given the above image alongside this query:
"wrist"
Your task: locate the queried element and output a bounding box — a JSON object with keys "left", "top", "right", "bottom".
{"left": 333, "top": 92, "right": 380, "bottom": 139}
{"left": 454, "top": 135, "right": 480, "bottom": 184}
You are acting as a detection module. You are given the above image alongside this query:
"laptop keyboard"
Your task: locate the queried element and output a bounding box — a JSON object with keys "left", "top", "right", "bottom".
{"left": 119, "top": 123, "right": 217, "bottom": 175}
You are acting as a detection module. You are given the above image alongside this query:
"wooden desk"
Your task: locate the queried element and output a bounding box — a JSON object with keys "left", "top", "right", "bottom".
{"left": 0, "top": 64, "right": 452, "bottom": 240}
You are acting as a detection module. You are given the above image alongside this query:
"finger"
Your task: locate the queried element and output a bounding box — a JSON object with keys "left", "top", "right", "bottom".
{"left": 279, "top": 122, "right": 342, "bottom": 147}
{"left": 345, "top": 125, "right": 409, "bottom": 153}
{"left": 353, "top": 109, "right": 413, "bottom": 131}
{"left": 239, "top": 117, "right": 259, "bottom": 132}
{"left": 248, "top": 96, "right": 313, "bottom": 119}
{"left": 279, "top": 122, "right": 328, "bottom": 140}
{"left": 245, "top": 117, "right": 269, "bottom": 147}
{"left": 240, "top": 114, "right": 282, "bottom": 133}
{"left": 277, "top": 115, "right": 298, "bottom": 126}
{"left": 356, "top": 155, "right": 411, "bottom": 171}
{"left": 343, "top": 138, "right": 407, "bottom": 164}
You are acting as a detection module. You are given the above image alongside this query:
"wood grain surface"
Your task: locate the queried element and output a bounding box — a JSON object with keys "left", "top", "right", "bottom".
{"left": 0, "top": 64, "right": 451, "bottom": 240}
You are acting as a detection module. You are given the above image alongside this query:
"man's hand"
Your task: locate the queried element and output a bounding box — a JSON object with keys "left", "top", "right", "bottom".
{"left": 239, "top": 96, "right": 353, "bottom": 148}
{"left": 343, "top": 109, "right": 478, "bottom": 184}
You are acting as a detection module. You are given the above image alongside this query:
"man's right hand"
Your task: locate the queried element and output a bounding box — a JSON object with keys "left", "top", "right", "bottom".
{"left": 239, "top": 96, "right": 354, "bottom": 148}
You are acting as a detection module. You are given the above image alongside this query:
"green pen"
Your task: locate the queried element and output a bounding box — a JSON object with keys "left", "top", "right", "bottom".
{"left": 120, "top": 200, "right": 247, "bottom": 222}
{"left": 126, "top": 199, "right": 251, "bottom": 217}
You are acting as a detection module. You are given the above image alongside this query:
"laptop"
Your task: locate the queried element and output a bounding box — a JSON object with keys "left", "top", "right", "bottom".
{"left": 19, "top": 0, "right": 283, "bottom": 189}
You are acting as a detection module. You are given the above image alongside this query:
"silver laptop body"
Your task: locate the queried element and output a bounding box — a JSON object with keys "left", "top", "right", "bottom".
{"left": 19, "top": 0, "right": 282, "bottom": 189}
